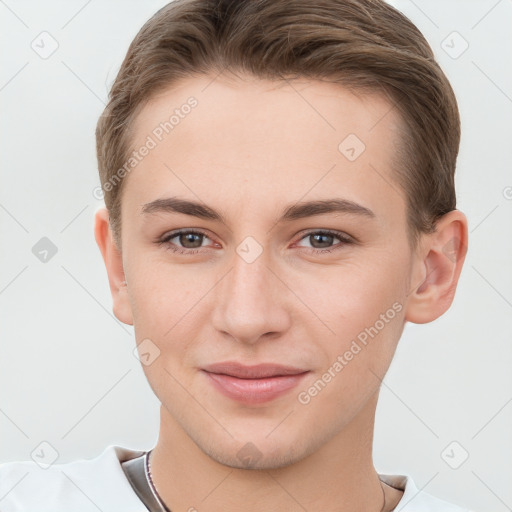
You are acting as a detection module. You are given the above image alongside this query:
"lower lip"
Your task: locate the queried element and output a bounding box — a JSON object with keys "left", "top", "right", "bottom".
{"left": 202, "top": 370, "right": 309, "bottom": 404}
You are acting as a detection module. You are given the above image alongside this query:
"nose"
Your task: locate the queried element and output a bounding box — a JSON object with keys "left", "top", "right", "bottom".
{"left": 211, "top": 245, "right": 291, "bottom": 346}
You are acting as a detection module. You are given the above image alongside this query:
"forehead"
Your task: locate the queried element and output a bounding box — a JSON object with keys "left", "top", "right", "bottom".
{"left": 123, "top": 73, "right": 406, "bottom": 225}
{"left": 131, "top": 73, "right": 402, "bottom": 151}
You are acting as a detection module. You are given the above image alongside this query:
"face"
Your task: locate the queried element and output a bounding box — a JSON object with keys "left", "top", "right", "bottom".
{"left": 116, "top": 74, "right": 415, "bottom": 469}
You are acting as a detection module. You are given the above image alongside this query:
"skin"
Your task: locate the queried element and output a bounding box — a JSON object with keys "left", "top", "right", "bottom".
{"left": 95, "top": 73, "right": 468, "bottom": 511}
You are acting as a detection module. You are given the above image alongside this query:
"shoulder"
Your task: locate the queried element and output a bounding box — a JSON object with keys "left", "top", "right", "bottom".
{"left": 0, "top": 445, "right": 148, "bottom": 512}
{"left": 380, "top": 474, "right": 474, "bottom": 512}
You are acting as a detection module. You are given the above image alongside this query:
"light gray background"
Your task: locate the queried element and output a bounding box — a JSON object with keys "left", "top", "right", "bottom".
{"left": 1, "top": 1, "right": 511, "bottom": 511}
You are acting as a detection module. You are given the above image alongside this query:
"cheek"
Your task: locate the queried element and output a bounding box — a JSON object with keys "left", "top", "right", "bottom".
{"left": 300, "top": 257, "right": 407, "bottom": 338}
{"left": 301, "top": 256, "right": 408, "bottom": 393}
{"left": 126, "top": 259, "right": 215, "bottom": 372}
{"left": 127, "top": 268, "right": 203, "bottom": 401}
{"left": 126, "top": 255, "right": 201, "bottom": 330}
{"left": 297, "top": 295, "right": 405, "bottom": 420}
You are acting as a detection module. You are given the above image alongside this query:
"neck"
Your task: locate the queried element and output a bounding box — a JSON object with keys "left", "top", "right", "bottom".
{"left": 149, "top": 391, "right": 399, "bottom": 512}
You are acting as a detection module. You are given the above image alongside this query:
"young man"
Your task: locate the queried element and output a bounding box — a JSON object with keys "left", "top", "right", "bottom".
{"left": 0, "top": 0, "right": 471, "bottom": 510}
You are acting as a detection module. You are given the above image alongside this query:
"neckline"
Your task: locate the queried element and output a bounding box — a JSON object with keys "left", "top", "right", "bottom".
{"left": 122, "top": 449, "right": 409, "bottom": 512}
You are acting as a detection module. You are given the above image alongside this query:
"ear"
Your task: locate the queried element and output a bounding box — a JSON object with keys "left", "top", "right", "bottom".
{"left": 94, "top": 207, "right": 133, "bottom": 326}
{"left": 405, "top": 210, "right": 468, "bottom": 324}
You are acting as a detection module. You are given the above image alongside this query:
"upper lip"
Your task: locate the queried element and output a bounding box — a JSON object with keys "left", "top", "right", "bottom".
{"left": 202, "top": 362, "right": 309, "bottom": 379}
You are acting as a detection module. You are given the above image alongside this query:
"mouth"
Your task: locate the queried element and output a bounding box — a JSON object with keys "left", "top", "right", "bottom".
{"left": 201, "top": 362, "right": 310, "bottom": 404}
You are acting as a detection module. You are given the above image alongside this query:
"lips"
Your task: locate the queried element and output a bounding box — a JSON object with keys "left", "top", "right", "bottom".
{"left": 201, "top": 362, "right": 310, "bottom": 404}
{"left": 202, "top": 362, "right": 308, "bottom": 379}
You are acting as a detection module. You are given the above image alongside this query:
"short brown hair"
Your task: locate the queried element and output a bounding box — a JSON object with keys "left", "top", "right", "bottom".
{"left": 96, "top": 0, "right": 460, "bottom": 248}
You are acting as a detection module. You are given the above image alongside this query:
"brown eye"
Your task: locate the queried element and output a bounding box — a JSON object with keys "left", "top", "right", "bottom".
{"left": 177, "top": 232, "right": 204, "bottom": 249}
{"left": 309, "top": 233, "right": 335, "bottom": 249}
{"left": 159, "top": 229, "right": 213, "bottom": 254}
{"left": 296, "top": 230, "right": 353, "bottom": 254}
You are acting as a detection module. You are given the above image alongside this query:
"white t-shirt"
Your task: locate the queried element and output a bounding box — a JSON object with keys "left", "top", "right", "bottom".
{"left": 0, "top": 444, "right": 473, "bottom": 511}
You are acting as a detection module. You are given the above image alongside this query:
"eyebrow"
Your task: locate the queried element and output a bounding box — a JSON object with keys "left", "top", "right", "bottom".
{"left": 141, "top": 197, "right": 375, "bottom": 223}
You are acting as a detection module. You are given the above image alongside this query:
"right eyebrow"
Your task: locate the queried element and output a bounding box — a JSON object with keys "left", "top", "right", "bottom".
{"left": 141, "top": 197, "right": 225, "bottom": 223}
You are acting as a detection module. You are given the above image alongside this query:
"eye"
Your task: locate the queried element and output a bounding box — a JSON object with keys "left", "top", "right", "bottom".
{"left": 158, "top": 229, "right": 215, "bottom": 254}
{"left": 157, "top": 228, "right": 354, "bottom": 256}
{"left": 295, "top": 230, "right": 354, "bottom": 254}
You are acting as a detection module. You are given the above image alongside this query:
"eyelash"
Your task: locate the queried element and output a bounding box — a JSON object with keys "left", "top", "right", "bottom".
{"left": 157, "top": 229, "right": 354, "bottom": 256}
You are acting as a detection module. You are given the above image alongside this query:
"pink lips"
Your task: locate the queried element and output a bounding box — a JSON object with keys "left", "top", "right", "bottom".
{"left": 201, "top": 362, "right": 309, "bottom": 404}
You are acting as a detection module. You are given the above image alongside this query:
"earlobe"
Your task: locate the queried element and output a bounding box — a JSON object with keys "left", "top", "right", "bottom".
{"left": 405, "top": 210, "right": 468, "bottom": 324}
{"left": 94, "top": 207, "right": 134, "bottom": 326}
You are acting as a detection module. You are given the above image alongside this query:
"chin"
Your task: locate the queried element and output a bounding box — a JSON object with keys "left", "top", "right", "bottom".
{"left": 194, "top": 429, "right": 320, "bottom": 471}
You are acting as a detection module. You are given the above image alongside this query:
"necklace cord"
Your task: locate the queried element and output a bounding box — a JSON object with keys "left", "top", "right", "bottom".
{"left": 146, "top": 450, "right": 171, "bottom": 512}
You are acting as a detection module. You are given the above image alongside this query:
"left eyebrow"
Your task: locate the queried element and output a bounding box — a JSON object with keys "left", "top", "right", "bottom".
{"left": 279, "top": 198, "right": 375, "bottom": 221}
{"left": 140, "top": 197, "right": 375, "bottom": 223}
